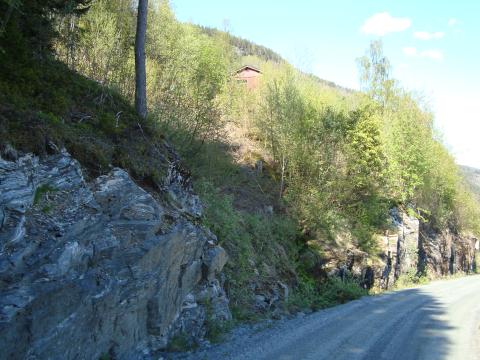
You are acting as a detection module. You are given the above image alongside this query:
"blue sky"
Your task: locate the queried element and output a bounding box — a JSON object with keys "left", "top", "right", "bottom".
{"left": 171, "top": 0, "right": 480, "bottom": 168}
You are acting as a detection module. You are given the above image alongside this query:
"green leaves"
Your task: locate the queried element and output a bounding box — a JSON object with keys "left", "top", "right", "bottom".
{"left": 356, "top": 40, "right": 480, "bottom": 237}
{"left": 357, "top": 40, "right": 393, "bottom": 106}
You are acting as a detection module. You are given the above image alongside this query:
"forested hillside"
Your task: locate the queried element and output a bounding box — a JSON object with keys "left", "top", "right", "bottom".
{"left": 1, "top": 0, "right": 479, "bottom": 332}
{"left": 196, "top": 25, "right": 285, "bottom": 63}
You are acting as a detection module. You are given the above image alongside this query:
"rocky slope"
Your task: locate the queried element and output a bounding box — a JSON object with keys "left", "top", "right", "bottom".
{"left": 0, "top": 149, "right": 230, "bottom": 359}
{"left": 324, "top": 209, "right": 478, "bottom": 290}
{"left": 0, "top": 147, "right": 477, "bottom": 360}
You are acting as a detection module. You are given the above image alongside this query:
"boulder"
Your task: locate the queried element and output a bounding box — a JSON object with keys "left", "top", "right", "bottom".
{"left": 202, "top": 246, "right": 228, "bottom": 281}
{"left": 0, "top": 151, "right": 230, "bottom": 359}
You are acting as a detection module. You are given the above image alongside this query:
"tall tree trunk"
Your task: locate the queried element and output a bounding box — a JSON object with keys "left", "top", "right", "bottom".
{"left": 135, "top": 0, "right": 148, "bottom": 120}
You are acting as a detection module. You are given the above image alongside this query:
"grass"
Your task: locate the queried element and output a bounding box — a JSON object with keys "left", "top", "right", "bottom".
{"left": 287, "top": 274, "right": 368, "bottom": 312}
{"left": 392, "top": 268, "right": 430, "bottom": 290}
{"left": 167, "top": 333, "right": 193, "bottom": 352}
{"left": 381, "top": 267, "right": 476, "bottom": 293}
{"left": 33, "top": 184, "right": 56, "bottom": 205}
{"left": 197, "top": 180, "right": 299, "bottom": 321}
{"left": 205, "top": 313, "right": 234, "bottom": 344}
{"left": 0, "top": 55, "right": 172, "bottom": 184}
{"left": 41, "top": 204, "right": 54, "bottom": 214}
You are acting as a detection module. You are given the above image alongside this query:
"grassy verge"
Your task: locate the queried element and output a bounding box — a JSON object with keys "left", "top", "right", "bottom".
{"left": 287, "top": 275, "right": 368, "bottom": 312}
{"left": 197, "top": 180, "right": 299, "bottom": 321}
{"left": 392, "top": 269, "right": 430, "bottom": 290}
{"left": 384, "top": 268, "right": 476, "bottom": 292}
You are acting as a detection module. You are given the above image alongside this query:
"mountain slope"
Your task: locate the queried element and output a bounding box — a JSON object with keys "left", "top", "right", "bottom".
{"left": 196, "top": 25, "right": 351, "bottom": 92}
{"left": 461, "top": 165, "right": 480, "bottom": 201}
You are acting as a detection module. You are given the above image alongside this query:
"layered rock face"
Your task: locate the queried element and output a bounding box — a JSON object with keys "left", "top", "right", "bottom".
{"left": 379, "top": 209, "right": 420, "bottom": 288}
{"left": 332, "top": 209, "right": 478, "bottom": 289}
{"left": 0, "top": 151, "right": 230, "bottom": 359}
{"left": 378, "top": 210, "right": 478, "bottom": 288}
{"left": 419, "top": 225, "right": 478, "bottom": 276}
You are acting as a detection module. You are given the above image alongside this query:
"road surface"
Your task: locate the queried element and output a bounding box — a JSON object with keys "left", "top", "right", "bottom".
{"left": 182, "top": 275, "right": 480, "bottom": 360}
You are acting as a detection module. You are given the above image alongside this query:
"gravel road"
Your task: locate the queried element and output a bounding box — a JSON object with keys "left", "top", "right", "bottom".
{"left": 179, "top": 275, "right": 480, "bottom": 360}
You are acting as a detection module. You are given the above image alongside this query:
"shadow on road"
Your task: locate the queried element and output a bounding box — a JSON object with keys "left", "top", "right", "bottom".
{"left": 339, "top": 288, "right": 455, "bottom": 360}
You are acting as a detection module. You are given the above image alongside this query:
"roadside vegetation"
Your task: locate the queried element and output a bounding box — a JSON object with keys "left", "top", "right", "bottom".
{"left": 1, "top": 0, "right": 479, "bottom": 329}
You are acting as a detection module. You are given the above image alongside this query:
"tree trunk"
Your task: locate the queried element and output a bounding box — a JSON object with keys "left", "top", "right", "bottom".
{"left": 135, "top": 0, "right": 148, "bottom": 120}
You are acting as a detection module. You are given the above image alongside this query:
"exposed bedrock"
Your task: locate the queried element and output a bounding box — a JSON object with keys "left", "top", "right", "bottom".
{"left": 0, "top": 150, "right": 230, "bottom": 359}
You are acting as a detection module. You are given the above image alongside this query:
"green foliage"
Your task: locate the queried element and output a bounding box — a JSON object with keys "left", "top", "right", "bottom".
{"left": 33, "top": 184, "right": 56, "bottom": 205}
{"left": 357, "top": 40, "right": 395, "bottom": 107}
{"left": 0, "top": 0, "right": 90, "bottom": 62}
{"left": 357, "top": 41, "right": 480, "bottom": 238}
{"left": 54, "top": 0, "right": 233, "bottom": 151}
{"left": 59, "top": 0, "right": 134, "bottom": 95}
{"left": 2, "top": 0, "right": 479, "bottom": 329}
{"left": 254, "top": 70, "right": 392, "bottom": 252}
{"left": 167, "top": 333, "right": 193, "bottom": 352}
{"left": 288, "top": 274, "right": 367, "bottom": 311}
{"left": 198, "top": 181, "right": 298, "bottom": 321}
{"left": 204, "top": 300, "right": 234, "bottom": 343}
{"left": 393, "top": 268, "right": 429, "bottom": 289}
{"left": 197, "top": 25, "right": 284, "bottom": 63}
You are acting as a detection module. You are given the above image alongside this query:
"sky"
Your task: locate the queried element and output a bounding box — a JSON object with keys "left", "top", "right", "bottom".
{"left": 171, "top": 0, "right": 480, "bottom": 168}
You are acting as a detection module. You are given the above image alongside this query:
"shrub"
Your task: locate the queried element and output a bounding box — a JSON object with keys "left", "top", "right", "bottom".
{"left": 393, "top": 268, "right": 429, "bottom": 289}
{"left": 198, "top": 180, "right": 299, "bottom": 321}
{"left": 204, "top": 300, "right": 234, "bottom": 344}
{"left": 288, "top": 275, "right": 368, "bottom": 312}
{"left": 33, "top": 184, "right": 57, "bottom": 205}
{"left": 167, "top": 333, "right": 193, "bottom": 352}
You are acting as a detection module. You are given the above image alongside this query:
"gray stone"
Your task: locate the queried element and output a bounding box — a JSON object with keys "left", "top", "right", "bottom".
{"left": 371, "top": 207, "right": 477, "bottom": 289}
{"left": 278, "top": 281, "right": 289, "bottom": 301}
{"left": 419, "top": 225, "right": 477, "bottom": 276}
{"left": 163, "top": 163, "right": 203, "bottom": 219}
{"left": 0, "top": 151, "right": 231, "bottom": 359}
{"left": 203, "top": 246, "right": 228, "bottom": 281}
{"left": 254, "top": 295, "right": 268, "bottom": 310}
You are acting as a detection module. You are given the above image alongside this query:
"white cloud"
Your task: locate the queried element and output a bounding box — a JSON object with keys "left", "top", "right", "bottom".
{"left": 420, "top": 49, "right": 443, "bottom": 60}
{"left": 434, "top": 92, "right": 480, "bottom": 168}
{"left": 361, "top": 12, "right": 412, "bottom": 36}
{"left": 448, "top": 18, "right": 458, "bottom": 27}
{"left": 414, "top": 31, "right": 445, "bottom": 40}
{"left": 403, "top": 47, "right": 417, "bottom": 56}
{"left": 402, "top": 47, "right": 443, "bottom": 61}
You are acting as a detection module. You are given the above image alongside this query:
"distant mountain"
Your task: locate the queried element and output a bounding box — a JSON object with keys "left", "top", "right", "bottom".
{"left": 301, "top": 72, "right": 354, "bottom": 94}
{"left": 460, "top": 165, "right": 480, "bottom": 200}
{"left": 196, "top": 25, "right": 285, "bottom": 63}
{"left": 195, "top": 25, "right": 352, "bottom": 93}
